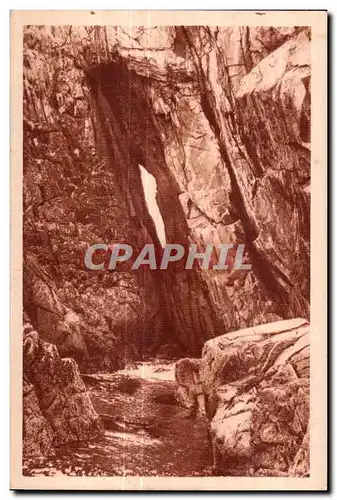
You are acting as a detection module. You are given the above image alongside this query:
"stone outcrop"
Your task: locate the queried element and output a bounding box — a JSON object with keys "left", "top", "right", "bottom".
{"left": 175, "top": 318, "right": 310, "bottom": 477}
{"left": 23, "top": 320, "right": 103, "bottom": 458}
{"left": 23, "top": 25, "right": 310, "bottom": 368}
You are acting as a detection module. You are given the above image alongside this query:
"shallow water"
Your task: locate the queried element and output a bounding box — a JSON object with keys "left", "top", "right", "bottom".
{"left": 23, "top": 360, "right": 213, "bottom": 477}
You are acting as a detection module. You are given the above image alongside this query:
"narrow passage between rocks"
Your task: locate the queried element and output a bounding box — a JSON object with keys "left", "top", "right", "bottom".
{"left": 23, "top": 360, "right": 213, "bottom": 477}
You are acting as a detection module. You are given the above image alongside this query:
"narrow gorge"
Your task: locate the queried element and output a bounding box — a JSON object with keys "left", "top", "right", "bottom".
{"left": 22, "top": 23, "right": 310, "bottom": 477}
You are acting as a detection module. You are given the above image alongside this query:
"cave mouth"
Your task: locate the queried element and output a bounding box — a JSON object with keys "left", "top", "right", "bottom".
{"left": 139, "top": 164, "right": 166, "bottom": 247}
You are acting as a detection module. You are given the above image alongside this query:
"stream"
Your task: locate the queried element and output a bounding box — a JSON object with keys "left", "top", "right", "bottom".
{"left": 23, "top": 360, "right": 213, "bottom": 477}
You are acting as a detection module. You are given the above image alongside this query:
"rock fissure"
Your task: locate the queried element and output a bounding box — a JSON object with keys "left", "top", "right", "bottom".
{"left": 23, "top": 25, "right": 310, "bottom": 477}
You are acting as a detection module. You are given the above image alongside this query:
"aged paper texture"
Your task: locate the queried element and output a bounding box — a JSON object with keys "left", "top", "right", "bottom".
{"left": 11, "top": 10, "right": 327, "bottom": 490}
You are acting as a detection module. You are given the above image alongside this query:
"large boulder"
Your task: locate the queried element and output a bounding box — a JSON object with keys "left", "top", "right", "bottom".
{"left": 23, "top": 321, "right": 103, "bottom": 458}
{"left": 175, "top": 318, "right": 310, "bottom": 477}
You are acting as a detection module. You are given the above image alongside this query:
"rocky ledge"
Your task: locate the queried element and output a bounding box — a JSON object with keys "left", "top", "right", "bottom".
{"left": 175, "top": 318, "right": 309, "bottom": 477}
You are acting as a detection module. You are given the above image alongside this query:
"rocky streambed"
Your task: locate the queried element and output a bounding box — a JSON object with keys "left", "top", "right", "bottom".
{"left": 23, "top": 361, "right": 213, "bottom": 477}
{"left": 23, "top": 318, "right": 310, "bottom": 478}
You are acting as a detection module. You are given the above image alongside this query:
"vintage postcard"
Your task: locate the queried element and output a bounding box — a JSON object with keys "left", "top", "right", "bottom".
{"left": 11, "top": 10, "right": 327, "bottom": 490}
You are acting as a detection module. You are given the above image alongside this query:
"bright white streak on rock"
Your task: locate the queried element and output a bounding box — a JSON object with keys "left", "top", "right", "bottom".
{"left": 139, "top": 164, "right": 166, "bottom": 247}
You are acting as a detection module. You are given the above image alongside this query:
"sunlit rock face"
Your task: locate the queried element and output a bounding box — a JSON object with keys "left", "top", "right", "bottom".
{"left": 175, "top": 318, "right": 310, "bottom": 477}
{"left": 23, "top": 25, "right": 310, "bottom": 369}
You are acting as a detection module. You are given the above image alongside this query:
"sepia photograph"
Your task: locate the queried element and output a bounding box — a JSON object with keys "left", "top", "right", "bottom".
{"left": 10, "top": 9, "right": 327, "bottom": 490}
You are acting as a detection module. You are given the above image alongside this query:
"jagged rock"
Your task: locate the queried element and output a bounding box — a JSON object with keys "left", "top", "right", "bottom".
{"left": 175, "top": 358, "right": 205, "bottom": 413}
{"left": 23, "top": 379, "right": 55, "bottom": 457}
{"left": 175, "top": 319, "right": 310, "bottom": 476}
{"left": 24, "top": 25, "right": 310, "bottom": 367}
{"left": 23, "top": 322, "right": 103, "bottom": 458}
{"left": 289, "top": 431, "right": 310, "bottom": 477}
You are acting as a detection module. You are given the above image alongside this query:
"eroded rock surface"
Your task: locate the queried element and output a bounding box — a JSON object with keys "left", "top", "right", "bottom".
{"left": 175, "top": 318, "right": 310, "bottom": 477}
{"left": 23, "top": 321, "right": 103, "bottom": 458}
{"left": 23, "top": 25, "right": 310, "bottom": 369}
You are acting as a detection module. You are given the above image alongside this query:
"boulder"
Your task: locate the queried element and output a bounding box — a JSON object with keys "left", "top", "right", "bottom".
{"left": 175, "top": 318, "right": 310, "bottom": 476}
{"left": 23, "top": 322, "right": 103, "bottom": 458}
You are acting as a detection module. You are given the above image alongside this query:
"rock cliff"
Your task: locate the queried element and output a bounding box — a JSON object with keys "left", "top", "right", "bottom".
{"left": 22, "top": 24, "right": 311, "bottom": 461}
{"left": 23, "top": 25, "right": 310, "bottom": 370}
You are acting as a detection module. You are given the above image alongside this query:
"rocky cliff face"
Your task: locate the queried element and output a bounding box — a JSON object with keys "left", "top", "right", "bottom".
{"left": 175, "top": 318, "right": 309, "bottom": 477}
{"left": 23, "top": 25, "right": 310, "bottom": 370}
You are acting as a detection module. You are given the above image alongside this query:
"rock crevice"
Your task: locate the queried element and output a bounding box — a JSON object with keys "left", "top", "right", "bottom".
{"left": 24, "top": 25, "right": 310, "bottom": 367}
{"left": 22, "top": 25, "right": 311, "bottom": 461}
